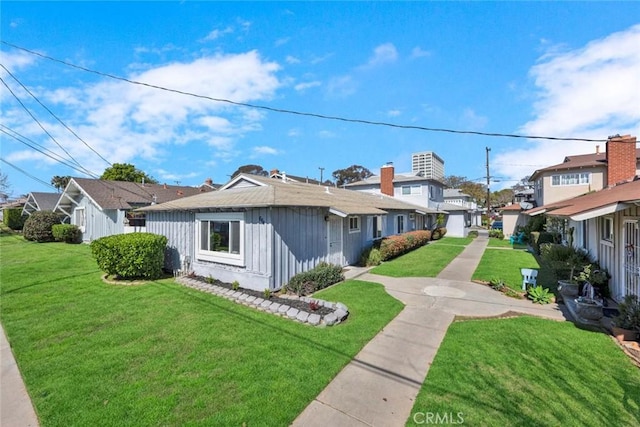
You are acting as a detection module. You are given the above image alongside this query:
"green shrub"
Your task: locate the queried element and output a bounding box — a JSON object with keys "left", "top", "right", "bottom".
{"left": 530, "top": 231, "right": 558, "bottom": 254}
{"left": 90, "top": 233, "right": 167, "bottom": 279}
{"left": 489, "top": 229, "right": 504, "bottom": 240}
{"left": 52, "top": 224, "right": 81, "bottom": 243}
{"left": 467, "top": 230, "right": 478, "bottom": 238}
{"left": 379, "top": 230, "right": 432, "bottom": 260}
{"left": 286, "top": 262, "right": 344, "bottom": 296}
{"left": 3, "top": 208, "right": 26, "bottom": 230}
{"left": 527, "top": 286, "right": 553, "bottom": 304}
{"left": 431, "top": 227, "right": 448, "bottom": 240}
{"left": 23, "top": 210, "right": 62, "bottom": 242}
{"left": 360, "top": 246, "right": 382, "bottom": 266}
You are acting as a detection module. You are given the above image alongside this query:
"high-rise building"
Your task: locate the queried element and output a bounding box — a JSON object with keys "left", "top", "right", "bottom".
{"left": 411, "top": 151, "right": 445, "bottom": 180}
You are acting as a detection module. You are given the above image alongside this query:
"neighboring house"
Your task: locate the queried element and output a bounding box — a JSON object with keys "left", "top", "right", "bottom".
{"left": 269, "top": 169, "right": 322, "bottom": 185}
{"left": 500, "top": 204, "right": 530, "bottom": 237}
{"left": 530, "top": 141, "right": 640, "bottom": 207}
{"left": 443, "top": 189, "right": 482, "bottom": 228}
{"left": 53, "top": 178, "right": 211, "bottom": 242}
{"left": 0, "top": 197, "right": 26, "bottom": 221}
{"left": 526, "top": 135, "right": 639, "bottom": 300}
{"left": 345, "top": 163, "right": 477, "bottom": 236}
{"left": 22, "top": 192, "right": 61, "bottom": 216}
{"left": 140, "top": 173, "right": 432, "bottom": 291}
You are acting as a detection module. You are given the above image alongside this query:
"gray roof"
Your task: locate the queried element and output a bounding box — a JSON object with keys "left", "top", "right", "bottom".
{"left": 56, "top": 178, "right": 212, "bottom": 211}
{"left": 139, "top": 174, "right": 438, "bottom": 215}
{"left": 27, "top": 192, "right": 61, "bottom": 211}
{"left": 443, "top": 189, "right": 470, "bottom": 198}
{"left": 345, "top": 172, "right": 439, "bottom": 187}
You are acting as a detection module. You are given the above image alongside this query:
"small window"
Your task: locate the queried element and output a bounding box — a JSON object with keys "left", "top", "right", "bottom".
{"left": 601, "top": 217, "right": 613, "bottom": 242}
{"left": 401, "top": 185, "right": 421, "bottom": 195}
{"left": 372, "top": 215, "right": 382, "bottom": 239}
{"left": 349, "top": 216, "right": 360, "bottom": 233}
{"left": 75, "top": 207, "right": 85, "bottom": 231}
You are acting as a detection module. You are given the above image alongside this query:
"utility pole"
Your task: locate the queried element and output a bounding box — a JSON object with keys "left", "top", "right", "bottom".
{"left": 319, "top": 167, "right": 325, "bottom": 185}
{"left": 485, "top": 147, "right": 491, "bottom": 227}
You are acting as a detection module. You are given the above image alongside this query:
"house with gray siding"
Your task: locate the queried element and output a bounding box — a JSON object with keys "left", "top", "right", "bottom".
{"left": 22, "top": 192, "right": 61, "bottom": 216}
{"left": 140, "top": 174, "right": 434, "bottom": 292}
{"left": 53, "top": 178, "right": 211, "bottom": 242}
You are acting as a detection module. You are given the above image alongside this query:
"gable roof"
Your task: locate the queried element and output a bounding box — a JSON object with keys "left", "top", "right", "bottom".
{"left": 55, "top": 178, "right": 211, "bottom": 212}
{"left": 526, "top": 178, "right": 640, "bottom": 221}
{"left": 23, "top": 192, "right": 60, "bottom": 214}
{"left": 530, "top": 148, "right": 640, "bottom": 180}
{"left": 139, "top": 173, "right": 439, "bottom": 216}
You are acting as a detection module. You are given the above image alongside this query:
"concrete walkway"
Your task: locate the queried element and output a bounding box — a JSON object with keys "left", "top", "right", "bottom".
{"left": 293, "top": 232, "right": 568, "bottom": 427}
{"left": 1, "top": 324, "right": 39, "bottom": 427}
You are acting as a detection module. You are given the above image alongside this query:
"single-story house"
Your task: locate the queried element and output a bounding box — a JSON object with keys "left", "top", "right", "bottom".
{"left": 526, "top": 135, "right": 639, "bottom": 300}
{"left": 54, "top": 177, "right": 212, "bottom": 242}
{"left": 22, "top": 192, "right": 61, "bottom": 216}
{"left": 500, "top": 203, "right": 532, "bottom": 237}
{"left": 140, "top": 173, "right": 433, "bottom": 291}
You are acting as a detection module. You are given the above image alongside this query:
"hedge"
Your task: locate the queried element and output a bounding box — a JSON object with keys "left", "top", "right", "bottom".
{"left": 431, "top": 227, "right": 447, "bottom": 241}
{"left": 3, "top": 208, "right": 26, "bottom": 230}
{"left": 90, "top": 233, "right": 168, "bottom": 279}
{"left": 286, "top": 262, "right": 344, "bottom": 296}
{"left": 52, "top": 224, "right": 82, "bottom": 243}
{"left": 23, "top": 210, "right": 62, "bottom": 242}
{"left": 361, "top": 230, "right": 432, "bottom": 265}
{"left": 530, "top": 231, "right": 558, "bottom": 254}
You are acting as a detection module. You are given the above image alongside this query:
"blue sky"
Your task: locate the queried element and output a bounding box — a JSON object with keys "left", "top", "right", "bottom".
{"left": 1, "top": 2, "right": 639, "bottom": 197}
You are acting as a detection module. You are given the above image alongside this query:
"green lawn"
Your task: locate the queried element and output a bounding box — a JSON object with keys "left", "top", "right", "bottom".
{"left": 431, "top": 236, "right": 474, "bottom": 246}
{"left": 370, "top": 242, "right": 466, "bottom": 277}
{"left": 0, "top": 233, "right": 403, "bottom": 426}
{"left": 407, "top": 316, "right": 640, "bottom": 426}
{"left": 486, "top": 238, "right": 527, "bottom": 250}
{"left": 472, "top": 248, "right": 539, "bottom": 291}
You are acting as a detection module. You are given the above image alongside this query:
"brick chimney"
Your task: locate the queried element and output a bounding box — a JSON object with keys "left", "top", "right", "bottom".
{"left": 380, "top": 162, "right": 395, "bottom": 197}
{"left": 270, "top": 168, "right": 279, "bottom": 176}
{"left": 606, "top": 134, "right": 637, "bottom": 186}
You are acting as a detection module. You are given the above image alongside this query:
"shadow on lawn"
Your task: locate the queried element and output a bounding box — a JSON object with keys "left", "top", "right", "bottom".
{"left": 157, "top": 281, "right": 424, "bottom": 388}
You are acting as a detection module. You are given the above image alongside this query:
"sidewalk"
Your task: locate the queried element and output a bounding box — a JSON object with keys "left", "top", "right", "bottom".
{"left": 292, "top": 232, "right": 567, "bottom": 426}
{"left": 1, "top": 324, "right": 39, "bottom": 427}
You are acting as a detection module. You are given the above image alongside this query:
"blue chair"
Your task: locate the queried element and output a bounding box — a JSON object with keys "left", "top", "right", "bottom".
{"left": 510, "top": 232, "right": 525, "bottom": 245}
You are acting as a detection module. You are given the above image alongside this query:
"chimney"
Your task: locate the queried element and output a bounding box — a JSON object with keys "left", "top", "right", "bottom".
{"left": 380, "top": 162, "right": 395, "bottom": 197}
{"left": 163, "top": 183, "right": 168, "bottom": 189}
{"left": 595, "top": 145, "right": 600, "bottom": 154}
{"left": 204, "top": 178, "right": 213, "bottom": 186}
{"left": 606, "top": 134, "right": 637, "bottom": 186}
{"left": 270, "top": 168, "right": 279, "bottom": 176}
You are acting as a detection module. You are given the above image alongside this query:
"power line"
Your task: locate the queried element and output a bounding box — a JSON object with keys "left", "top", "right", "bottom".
{"left": 0, "top": 64, "right": 112, "bottom": 167}
{"left": 0, "top": 157, "right": 56, "bottom": 190}
{"left": 1, "top": 40, "right": 612, "bottom": 143}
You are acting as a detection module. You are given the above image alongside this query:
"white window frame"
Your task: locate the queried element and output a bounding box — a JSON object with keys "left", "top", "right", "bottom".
{"left": 196, "top": 212, "right": 245, "bottom": 266}
{"left": 74, "top": 207, "right": 85, "bottom": 232}
{"left": 601, "top": 216, "right": 614, "bottom": 242}
{"left": 401, "top": 185, "right": 421, "bottom": 196}
{"left": 551, "top": 172, "right": 591, "bottom": 187}
{"left": 348, "top": 216, "right": 360, "bottom": 234}
{"left": 372, "top": 215, "right": 382, "bottom": 239}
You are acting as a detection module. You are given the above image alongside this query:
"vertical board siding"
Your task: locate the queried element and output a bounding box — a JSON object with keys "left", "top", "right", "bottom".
{"left": 146, "top": 211, "right": 195, "bottom": 271}
{"left": 74, "top": 195, "right": 122, "bottom": 242}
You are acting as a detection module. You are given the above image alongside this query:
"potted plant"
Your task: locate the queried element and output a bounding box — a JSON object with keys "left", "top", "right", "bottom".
{"left": 612, "top": 295, "right": 640, "bottom": 342}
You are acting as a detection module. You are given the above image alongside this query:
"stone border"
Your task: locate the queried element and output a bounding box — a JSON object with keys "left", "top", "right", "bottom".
{"left": 176, "top": 277, "right": 349, "bottom": 326}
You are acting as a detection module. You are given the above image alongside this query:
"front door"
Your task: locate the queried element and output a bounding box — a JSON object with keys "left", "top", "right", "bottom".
{"left": 623, "top": 219, "right": 640, "bottom": 298}
{"left": 327, "top": 216, "right": 343, "bottom": 265}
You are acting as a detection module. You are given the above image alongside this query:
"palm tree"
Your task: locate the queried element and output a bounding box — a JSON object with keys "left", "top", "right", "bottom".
{"left": 51, "top": 175, "right": 71, "bottom": 192}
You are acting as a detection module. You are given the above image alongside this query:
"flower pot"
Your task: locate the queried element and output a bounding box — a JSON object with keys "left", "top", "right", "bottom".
{"left": 612, "top": 326, "right": 638, "bottom": 342}
{"left": 558, "top": 280, "right": 579, "bottom": 297}
{"left": 574, "top": 298, "right": 603, "bottom": 321}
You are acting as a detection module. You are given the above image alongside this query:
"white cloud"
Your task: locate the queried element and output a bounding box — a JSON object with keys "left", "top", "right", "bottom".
{"left": 253, "top": 146, "right": 280, "bottom": 155}
{"left": 0, "top": 50, "right": 37, "bottom": 73}
{"left": 1, "top": 50, "right": 282, "bottom": 176}
{"left": 411, "top": 47, "right": 431, "bottom": 59}
{"left": 288, "top": 128, "right": 301, "bottom": 137}
{"left": 387, "top": 109, "right": 402, "bottom": 117}
{"left": 202, "top": 26, "right": 234, "bottom": 42}
{"left": 156, "top": 169, "right": 199, "bottom": 182}
{"left": 310, "top": 53, "right": 333, "bottom": 65}
{"left": 362, "top": 43, "right": 398, "bottom": 68}
{"left": 494, "top": 24, "right": 640, "bottom": 188}
{"left": 327, "top": 75, "right": 357, "bottom": 97}
{"left": 460, "top": 108, "right": 488, "bottom": 130}
{"left": 286, "top": 55, "right": 301, "bottom": 64}
{"left": 318, "top": 130, "right": 336, "bottom": 138}
{"left": 294, "top": 81, "right": 321, "bottom": 92}
{"left": 275, "top": 37, "right": 290, "bottom": 47}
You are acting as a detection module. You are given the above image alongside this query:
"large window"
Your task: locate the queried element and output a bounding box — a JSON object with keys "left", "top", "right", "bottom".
{"left": 196, "top": 213, "right": 244, "bottom": 266}
{"left": 401, "top": 185, "right": 421, "bottom": 195}
{"left": 551, "top": 173, "right": 590, "bottom": 186}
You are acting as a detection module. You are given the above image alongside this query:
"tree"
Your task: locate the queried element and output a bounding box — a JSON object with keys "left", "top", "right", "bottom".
{"left": 459, "top": 181, "right": 487, "bottom": 205}
{"left": 100, "top": 163, "right": 158, "bottom": 183}
{"left": 511, "top": 176, "right": 532, "bottom": 193}
{"left": 442, "top": 175, "right": 469, "bottom": 189}
{"left": 0, "top": 171, "right": 10, "bottom": 202}
{"left": 332, "top": 165, "right": 373, "bottom": 187}
{"left": 51, "top": 175, "right": 71, "bottom": 192}
{"left": 492, "top": 188, "right": 515, "bottom": 206}
{"left": 231, "top": 164, "right": 269, "bottom": 179}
